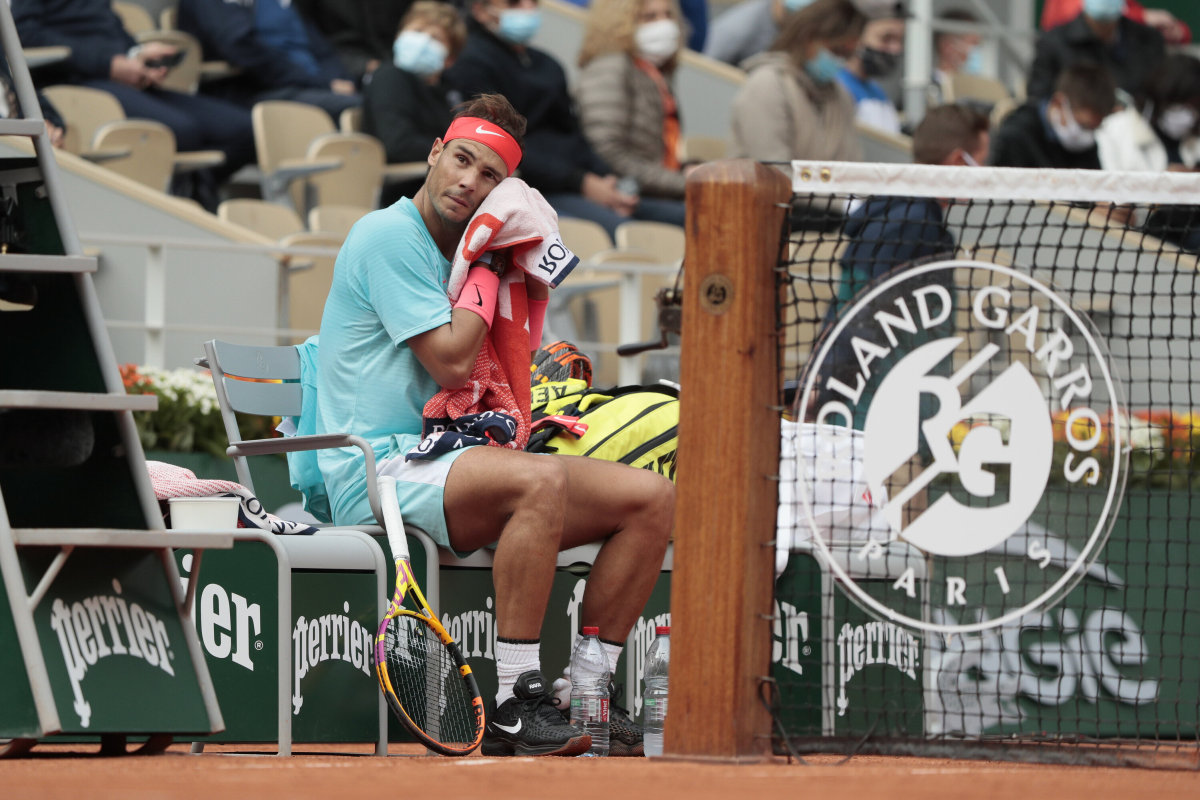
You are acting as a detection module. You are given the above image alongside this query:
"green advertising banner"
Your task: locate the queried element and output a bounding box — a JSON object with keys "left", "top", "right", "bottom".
{"left": 773, "top": 488, "right": 1200, "bottom": 741}
{"left": 24, "top": 548, "right": 212, "bottom": 734}
{"left": 176, "top": 540, "right": 381, "bottom": 744}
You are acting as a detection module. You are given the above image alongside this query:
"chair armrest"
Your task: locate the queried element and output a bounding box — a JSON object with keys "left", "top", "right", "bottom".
{"left": 173, "top": 150, "right": 226, "bottom": 172}
{"left": 229, "top": 433, "right": 384, "bottom": 528}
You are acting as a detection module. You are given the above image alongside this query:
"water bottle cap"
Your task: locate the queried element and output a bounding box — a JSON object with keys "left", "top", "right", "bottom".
{"left": 582, "top": 626, "right": 599, "bottom": 635}
{"left": 655, "top": 626, "right": 670, "bottom": 635}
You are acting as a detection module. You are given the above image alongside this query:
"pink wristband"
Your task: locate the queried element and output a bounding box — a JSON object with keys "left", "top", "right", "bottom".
{"left": 453, "top": 265, "right": 501, "bottom": 328}
{"left": 528, "top": 297, "right": 548, "bottom": 350}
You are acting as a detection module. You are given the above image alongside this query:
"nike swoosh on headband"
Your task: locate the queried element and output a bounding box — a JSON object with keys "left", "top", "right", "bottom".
{"left": 475, "top": 125, "right": 504, "bottom": 137}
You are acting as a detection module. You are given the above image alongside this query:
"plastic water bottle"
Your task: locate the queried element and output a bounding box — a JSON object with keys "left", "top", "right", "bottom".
{"left": 643, "top": 626, "right": 670, "bottom": 757}
{"left": 570, "top": 626, "right": 610, "bottom": 756}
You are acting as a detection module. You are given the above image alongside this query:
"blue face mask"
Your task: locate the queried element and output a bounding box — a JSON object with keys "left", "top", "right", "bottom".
{"left": 498, "top": 9, "right": 542, "bottom": 45}
{"left": 393, "top": 30, "right": 448, "bottom": 77}
{"left": 962, "top": 47, "right": 983, "bottom": 76}
{"left": 1083, "top": 0, "right": 1124, "bottom": 23}
{"left": 783, "top": 0, "right": 813, "bottom": 12}
{"left": 805, "top": 48, "right": 844, "bottom": 85}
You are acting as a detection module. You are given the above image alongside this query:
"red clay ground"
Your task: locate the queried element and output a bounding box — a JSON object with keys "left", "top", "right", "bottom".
{"left": 3, "top": 743, "right": 1199, "bottom": 800}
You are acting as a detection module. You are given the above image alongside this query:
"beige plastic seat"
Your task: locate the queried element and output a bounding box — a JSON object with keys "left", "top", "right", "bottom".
{"left": 308, "top": 204, "right": 369, "bottom": 239}
{"left": 40, "top": 85, "right": 125, "bottom": 156}
{"left": 943, "top": 73, "right": 1012, "bottom": 107}
{"left": 218, "top": 198, "right": 306, "bottom": 241}
{"left": 558, "top": 217, "right": 615, "bottom": 259}
{"left": 305, "top": 132, "right": 385, "bottom": 210}
{"left": 339, "top": 106, "right": 362, "bottom": 134}
{"left": 614, "top": 220, "right": 685, "bottom": 264}
{"left": 112, "top": 1, "right": 157, "bottom": 36}
{"left": 135, "top": 29, "right": 204, "bottom": 94}
{"left": 91, "top": 119, "right": 176, "bottom": 191}
{"left": 42, "top": 83, "right": 224, "bottom": 176}
{"left": 251, "top": 100, "right": 343, "bottom": 211}
{"left": 218, "top": 199, "right": 311, "bottom": 332}
{"left": 279, "top": 231, "right": 342, "bottom": 336}
{"left": 678, "top": 134, "right": 727, "bottom": 163}
{"left": 159, "top": 6, "right": 177, "bottom": 30}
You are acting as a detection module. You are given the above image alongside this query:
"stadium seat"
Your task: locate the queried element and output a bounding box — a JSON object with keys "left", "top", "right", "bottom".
{"left": 339, "top": 105, "right": 362, "bottom": 134}
{"left": 42, "top": 83, "right": 225, "bottom": 181}
{"left": 134, "top": 29, "right": 204, "bottom": 94}
{"left": 216, "top": 199, "right": 315, "bottom": 333}
{"left": 112, "top": 1, "right": 157, "bottom": 36}
{"left": 276, "top": 230, "right": 341, "bottom": 334}
{"left": 308, "top": 204, "right": 369, "bottom": 239}
{"left": 90, "top": 119, "right": 176, "bottom": 192}
{"left": 678, "top": 134, "right": 727, "bottom": 163}
{"left": 251, "top": 100, "right": 343, "bottom": 212}
{"left": 304, "top": 132, "right": 385, "bottom": 210}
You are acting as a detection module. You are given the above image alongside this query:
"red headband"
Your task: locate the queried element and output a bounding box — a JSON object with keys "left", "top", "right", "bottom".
{"left": 443, "top": 116, "right": 523, "bottom": 175}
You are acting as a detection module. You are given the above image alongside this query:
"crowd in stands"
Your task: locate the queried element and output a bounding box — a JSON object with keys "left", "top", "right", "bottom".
{"left": 9, "top": 0, "right": 1200, "bottom": 248}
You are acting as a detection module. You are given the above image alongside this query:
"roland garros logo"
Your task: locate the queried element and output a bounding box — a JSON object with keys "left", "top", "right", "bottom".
{"left": 801, "top": 260, "right": 1126, "bottom": 634}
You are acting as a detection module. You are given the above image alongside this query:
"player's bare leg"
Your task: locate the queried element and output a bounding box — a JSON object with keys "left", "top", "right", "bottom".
{"left": 444, "top": 448, "right": 674, "bottom": 641}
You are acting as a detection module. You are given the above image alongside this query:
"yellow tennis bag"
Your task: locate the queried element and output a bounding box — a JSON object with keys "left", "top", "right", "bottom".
{"left": 526, "top": 379, "right": 679, "bottom": 481}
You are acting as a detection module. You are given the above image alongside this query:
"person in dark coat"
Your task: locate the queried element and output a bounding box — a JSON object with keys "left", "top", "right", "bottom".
{"left": 992, "top": 61, "right": 1117, "bottom": 170}
{"left": 1026, "top": 4, "right": 1164, "bottom": 104}
{"left": 293, "top": 0, "right": 417, "bottom": 85}
{"left": 814, "top": 104, "right": 990, "bottom": 428}
{"left": 445, "top": 0, "right": 684, "bottom": 238}
{"left": 11, "top": 0, "right": 256, "bottom": 201}
{"left": 178, "top": 0, "right": 361, "bottom": 121}
{"left": 362, "top": 1, "right": 466, "bottom": 205}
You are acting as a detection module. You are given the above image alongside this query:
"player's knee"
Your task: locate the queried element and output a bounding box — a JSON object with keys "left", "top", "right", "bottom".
{"left": 515, "top": 456, "right": 569, "bottom": 527}
{"left": 643, "top": 473, "right": 675, "bottom": 543}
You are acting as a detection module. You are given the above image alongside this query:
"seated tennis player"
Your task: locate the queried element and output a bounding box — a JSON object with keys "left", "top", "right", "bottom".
{"left": 313, "top": 93, "right": 674, "bottom": 757}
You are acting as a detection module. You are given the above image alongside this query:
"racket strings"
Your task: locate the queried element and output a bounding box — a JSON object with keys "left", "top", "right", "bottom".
{"left": 383, "top": 615, "right": 478, "bottom": 746}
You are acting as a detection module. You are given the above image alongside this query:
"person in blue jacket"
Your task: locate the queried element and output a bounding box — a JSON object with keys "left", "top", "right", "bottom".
{"left": 11, "top": 0, "right": 256, "bottom": 189}
{"left": 813, "top": 104, "right": 990, "bottom": 427}
{"left": 178, "top": 0, "right": 361, "bottom": 121}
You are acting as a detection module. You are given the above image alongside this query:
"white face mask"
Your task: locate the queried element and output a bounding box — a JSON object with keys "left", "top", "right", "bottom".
{"left": 1159, "top": 104, "right": 1199, "bottom": 141}
{"left": 1049, "top": 99, "right": 1096, "bottom": 152}
{"left": 634, "top": 19, "right": 681, "bottom": 66}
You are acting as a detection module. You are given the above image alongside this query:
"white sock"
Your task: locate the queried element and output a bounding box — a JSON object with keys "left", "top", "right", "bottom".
{"left": 601, "top": 641, "right": 623, "bottom": 679}
{"left": 495, "top": 638, "right": 540, "bottom": 706}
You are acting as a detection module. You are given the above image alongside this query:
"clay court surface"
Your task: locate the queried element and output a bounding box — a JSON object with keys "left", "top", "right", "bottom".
{"left": 3, "top": 743, "right": 1199, "bottom": 799}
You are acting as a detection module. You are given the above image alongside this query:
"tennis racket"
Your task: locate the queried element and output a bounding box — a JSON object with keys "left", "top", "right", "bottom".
{"left": 373, "top": 475, "right": 485, "bottom": 755}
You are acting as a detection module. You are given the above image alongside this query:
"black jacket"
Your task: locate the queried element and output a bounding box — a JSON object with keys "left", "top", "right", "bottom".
{"left": 989, "top": 102, "right": 1102, "bottom": 171}
{"left": 293, "top": 0, "right": 409, "bottom": 84}
{"left": 178, "top": 0, "right": 350, "bottom": 95}
{"left": 1026, "top": 14, "right": 1165, "bottom": 102}
{"left": 362, "top": 64, "right": 452, "bottom": 164}
{"left": 443, "top": 18, "right": 610, "bottom": 194}
{"left": 11, "top": 0, "right": 136, "bottom": 84}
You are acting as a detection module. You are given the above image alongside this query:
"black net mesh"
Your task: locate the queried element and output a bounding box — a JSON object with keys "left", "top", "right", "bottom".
{"left": 772, "top": 176, "right": 1200, "bottom": 768}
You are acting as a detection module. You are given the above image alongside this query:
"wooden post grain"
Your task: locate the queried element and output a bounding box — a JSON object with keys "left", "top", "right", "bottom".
{"left": 665, "top": 160, "right": 791, "bottom": 760}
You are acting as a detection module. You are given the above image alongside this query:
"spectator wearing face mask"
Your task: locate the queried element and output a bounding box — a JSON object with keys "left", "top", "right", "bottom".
{"left": 1026, "top": 0, "right": 1165, "bottom": 105}
{"left": 1141, "top": 53, "right": 1200, "bottom": 168}
{"left": 576, "top": 0, "right": 696, "bottom": 203}
{"left": 990, "top": 61, "right": 1116, "bottom": 170}
{"left": 1041, "top": 0, "right": 1190, "bottom": 45}
{"left": 731, "top": 0, "right": 866, "bottom": 164}
{"left": 928, "top": 9, "right": 983, "bottom": 107}
{"left": 835, "top": 0, "right": 906, "bottom": 134}
{"left": 446, "top": 0, "right": 686, "bottom": 237}
{"left": 362, "top": 1, "right": 466, "bottom": 206}
{"left": 703, "top": 0, "right": 813, "bottom": 68}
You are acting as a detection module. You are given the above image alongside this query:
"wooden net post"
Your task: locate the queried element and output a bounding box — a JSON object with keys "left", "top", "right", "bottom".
{"left": 665, "top": 160, "right": 791, "bottom": 760}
